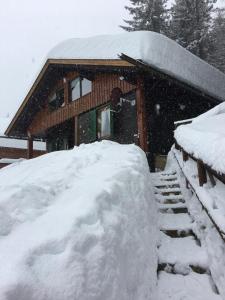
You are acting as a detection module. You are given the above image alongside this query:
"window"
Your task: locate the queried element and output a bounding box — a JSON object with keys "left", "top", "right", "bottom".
{"left": 97, "top": 106, "right": 112, "bottom": 139}
{"left": 69, "top": 77, "right": 92, "bottom": 101}
{"left": 70, "top": 77, "right": 80, "bottom": 101}
{"left": 81, "top": 78, "right": 92, "bottom": 96}
{"left": 49, "top": 88, "right": 64, "bottom": 111}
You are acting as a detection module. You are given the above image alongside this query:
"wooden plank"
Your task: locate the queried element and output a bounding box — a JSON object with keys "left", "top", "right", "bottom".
{"left": 74, "top": 116, "right": 79, "bottom": 146}
{"left": 136, "top": 75, "right": 148, "bottom": 152}
{"left": 197, "top": 160, "right": 207, "bottom": 186}
{"left": 48, "top": 59, "right": 134, "bottom": 67}
{"left": 182, "top": 149, "right": 189, "bottom": 162}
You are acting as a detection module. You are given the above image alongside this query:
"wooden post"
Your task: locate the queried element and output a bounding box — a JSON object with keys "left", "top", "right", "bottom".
{"left": 136, "top": 76, "right": 148, "bottom": 153}
{"left": 182, "top": 149, "right": 188, "bottom": 162}
{"left": 64, "top": 77, "right": 69, "bottom": 105}
{"left": 197, "top": 160, "right": 207, "bottom": 186}
{"left": 74, "top": 116, "right": 79, "bottom": 146}
{"left": 27, "top": 133, "right": 33, "bottom": 159}
{"left": 175, "top": 141, "right": 180, "bottom": 151}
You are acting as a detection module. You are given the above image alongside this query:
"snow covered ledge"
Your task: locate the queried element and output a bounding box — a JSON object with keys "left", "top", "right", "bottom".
{"left": 0, "top": 141, "right": 157, "bottom": 300}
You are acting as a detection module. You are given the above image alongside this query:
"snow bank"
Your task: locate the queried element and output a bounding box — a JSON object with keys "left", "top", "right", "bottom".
{"left": 48, "top": 31, "right": 225, "bottom": 101}
{"left": 174, "top": 102, "right": 225, "bottom": 174}
{"left": 0, "top": 141, "right": 157, "bottom": 300}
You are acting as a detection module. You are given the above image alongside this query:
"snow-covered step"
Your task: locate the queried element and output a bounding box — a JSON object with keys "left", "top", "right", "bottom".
{"left": 157, "top": 271, "right": 222, "bottom": 300}
{"left": 155, "top": 186, "right": 181, "bottom": 195}
{"left": 158, "top": 232, "right": 208, "bottom": 270}
{"left": 159, "top": 174, "right": 178, "bottom": 181}
{"left": 154, "top": 180, "right": 180, "bottom": 188}
{"left": 158, "top": 202, "right": 188, "bottom": 214}
{"left": 159, "top": 213, "right": 193, "bottom": 232}
{"left": 155, "top": 194, "right": 184, "bottom": 204}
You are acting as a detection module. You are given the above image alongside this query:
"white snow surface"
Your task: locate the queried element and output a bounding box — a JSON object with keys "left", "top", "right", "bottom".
{"left": 175, "top": 102, "right": 225, "bottom": 174}
{"left": 0, "top": 141, "right": 157, "bottom": 300}
{"left": 48, "top": 31, "right": 225, "bottom": 101}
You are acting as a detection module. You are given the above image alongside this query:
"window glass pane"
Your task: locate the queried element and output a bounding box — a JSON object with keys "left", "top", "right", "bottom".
{"left": 82, "top": 78, "right": 92, "bottom": 96}
{"left": 70, "top": 78, "right": 80, "bottom": 101}
{"left": 49, "top": 89, "right": 64, "bottom": 111}
{"left": 98, "top": 107, "right": 111, "bottom": 138}
{"left": 57, "top": 88, "right": 64, "bottom": 107}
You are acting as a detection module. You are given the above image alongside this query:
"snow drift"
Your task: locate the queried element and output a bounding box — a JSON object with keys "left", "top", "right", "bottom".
{"left": 0, "top": 141, "right": 157, "bottom": 300}
{"left": 174, "top": 102, "right": 225, "bottom": 174}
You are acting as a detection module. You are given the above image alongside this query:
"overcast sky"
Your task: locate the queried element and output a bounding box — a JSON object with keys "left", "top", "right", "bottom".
{"left": 0, "top": 0, "right": 224, "bottom": 119}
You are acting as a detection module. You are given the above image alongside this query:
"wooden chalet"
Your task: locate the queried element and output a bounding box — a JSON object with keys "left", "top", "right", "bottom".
{"left": 5, "top": 31, "right": 225, "bottom": 171}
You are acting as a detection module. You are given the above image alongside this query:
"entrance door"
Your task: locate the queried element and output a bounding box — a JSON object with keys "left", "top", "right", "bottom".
{"left": 113, "top": 91, "right": 138, "bottom": 145}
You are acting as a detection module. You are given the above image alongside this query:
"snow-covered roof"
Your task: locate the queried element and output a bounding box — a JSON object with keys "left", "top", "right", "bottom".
{"left": 0, "top": 116, "right": 46, "bottom": 151}
{"left": 174, "top": 102, "right": 225, "bottom": 174}
{"left": 48, "top": 31, "right": 225, "bottom": 101}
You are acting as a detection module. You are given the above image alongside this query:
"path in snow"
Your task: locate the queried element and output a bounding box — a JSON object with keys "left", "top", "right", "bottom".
{"left": 152, "top": 171, "right": 222, "bottom": 300}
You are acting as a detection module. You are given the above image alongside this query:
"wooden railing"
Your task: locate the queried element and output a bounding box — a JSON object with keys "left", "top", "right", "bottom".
{"left": 174, "top": 142, "right": 225, "bottom": 187}
{"left": 174, "top": 141, "right": 225, "bottom": 242}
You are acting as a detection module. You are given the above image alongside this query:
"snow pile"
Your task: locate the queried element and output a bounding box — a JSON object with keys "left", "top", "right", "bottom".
{"left": 0, "top": 141, "right": 157, "bottom": 300}
{"left": 171, "top": 150, "right": 225, "bottom": 299}
{"left": 48, "top": 31, "right": 225, "bottom": 101}
{"left": 174, "top": 102, "right": 225, "bottom": 174}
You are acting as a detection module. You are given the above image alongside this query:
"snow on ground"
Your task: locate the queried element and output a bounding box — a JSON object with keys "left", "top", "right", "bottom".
{"left": 171, "top": 149, "right": 225, "bottom": 299}
{"left": 48, "top": 31, "right": 225, "bottom": 101}
{"left": 174, "top": 102, "right": 225, "bottom": 174}
{"left": 158, "top": 271, "right": 222, "bottom": 300}
{"left": 0, "top": 141, "right": 157, "bottom": 300}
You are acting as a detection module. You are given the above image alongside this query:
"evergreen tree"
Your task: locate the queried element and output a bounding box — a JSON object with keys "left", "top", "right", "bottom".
{"left": 208, "top": 8, "right": 225, "bottom": 72}
{"left": 120, "top": 0, "right": 168, "bottom": 34}
{"left": 170, "top": 0, "right": 216, "bottom": 60}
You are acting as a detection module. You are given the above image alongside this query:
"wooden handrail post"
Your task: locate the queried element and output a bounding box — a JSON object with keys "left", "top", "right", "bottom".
{"left": 182, "top": 149, "right": 188, "bottom": 162}
{"left": 197, "top": 160, "right": 207, "bottom": 186}
{"left": 27, "top": 133, "right": 33, "bottom": 159}
{"left": 74, "top": 116, "right": 79, "bottom": 146}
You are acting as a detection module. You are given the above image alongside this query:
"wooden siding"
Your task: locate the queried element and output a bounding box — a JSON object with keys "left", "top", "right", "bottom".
{"left": 6, "top": 59, "right": 134, "bottom": 136}
{"left": 29, "top": 73, "right": 135, "bottom": 136}
{"left": 0, "top": 147, "right": 45, "bottom": 159}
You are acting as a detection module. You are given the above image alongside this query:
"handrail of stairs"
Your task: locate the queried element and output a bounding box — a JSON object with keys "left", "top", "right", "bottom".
{"left": 173, "top": 146, "right": 225, "bottom": 243}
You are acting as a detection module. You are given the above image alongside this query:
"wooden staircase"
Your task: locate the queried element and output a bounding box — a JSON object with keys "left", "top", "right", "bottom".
{"left": 152, "top": 171, "right": 222, "bottom": 300}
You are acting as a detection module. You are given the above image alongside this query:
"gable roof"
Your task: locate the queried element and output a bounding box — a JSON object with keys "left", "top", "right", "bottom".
{"left": 48, "top": 31, "right": 225, "bottom": 102}
{"left": 5, "top": 31, "right": 225, "bottom": 136}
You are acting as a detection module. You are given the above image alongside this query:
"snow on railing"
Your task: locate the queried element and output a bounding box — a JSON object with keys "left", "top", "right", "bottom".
{"left": 173, "top": 142, "right": 225, "bottom": 242}
{"left": 174, "top": 118, "right": 193, "bottom": 129}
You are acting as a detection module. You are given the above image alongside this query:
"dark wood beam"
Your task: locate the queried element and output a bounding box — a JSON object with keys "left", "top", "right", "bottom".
{"left": 27, "top": 134, "right": 34, "bottom": 159}
{"left": 136, "top": 76, "right": 148, "bottom": 153}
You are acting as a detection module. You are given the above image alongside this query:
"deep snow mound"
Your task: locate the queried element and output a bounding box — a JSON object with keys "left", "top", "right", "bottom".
{"left": 0, "top": 141, "right": 157, "bottom": 300}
